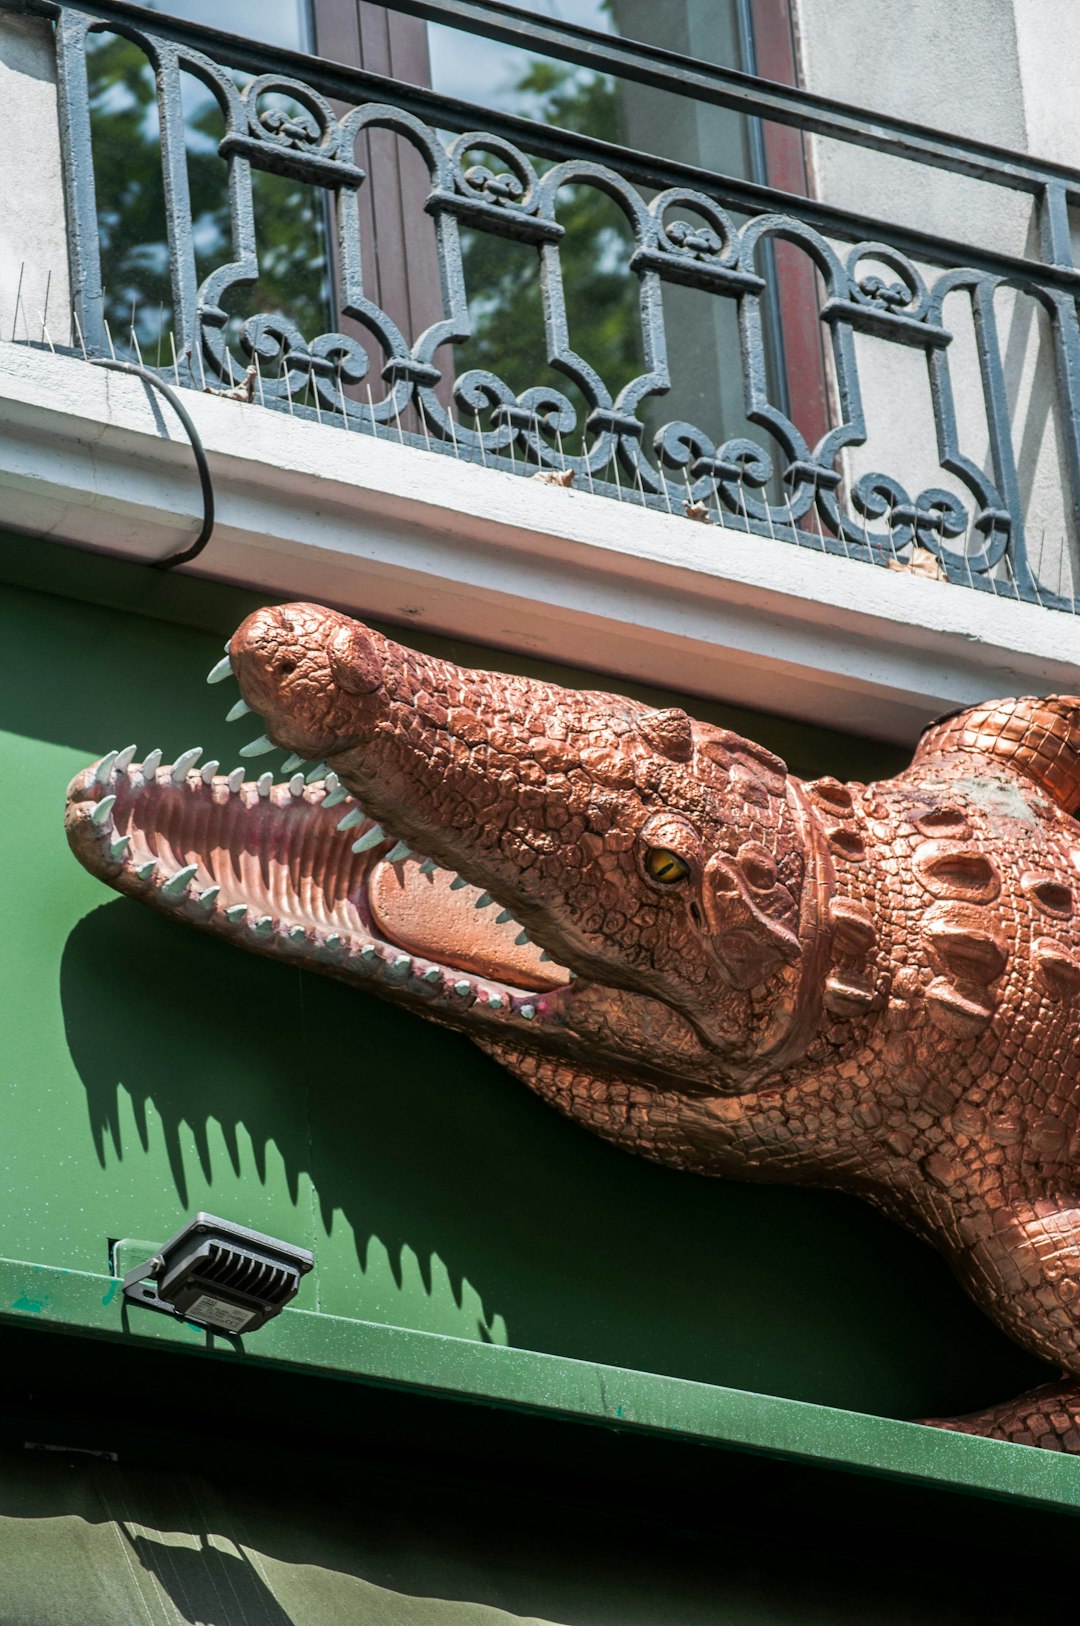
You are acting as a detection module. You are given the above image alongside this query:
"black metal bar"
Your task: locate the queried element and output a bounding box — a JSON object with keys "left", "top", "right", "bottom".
{"left": 8, "top": 0, "right": 1079, "bottom": 292}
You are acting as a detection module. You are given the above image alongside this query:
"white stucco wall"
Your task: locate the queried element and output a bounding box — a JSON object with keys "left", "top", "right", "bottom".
{"left": 0, "top": 15, "right": 70, "bottom": 350}
{"left": 793, "top": 0, "right": 1079, "bottom": 598}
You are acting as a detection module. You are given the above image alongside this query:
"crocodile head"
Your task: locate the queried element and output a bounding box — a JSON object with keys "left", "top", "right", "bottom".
{"left": 66, "top": 602, "right": 824, "bottom": 1099}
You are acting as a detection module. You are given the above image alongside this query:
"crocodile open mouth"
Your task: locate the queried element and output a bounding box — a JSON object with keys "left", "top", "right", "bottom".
{"left": 66, "top": 723, "right": 575, "bottom": 1032}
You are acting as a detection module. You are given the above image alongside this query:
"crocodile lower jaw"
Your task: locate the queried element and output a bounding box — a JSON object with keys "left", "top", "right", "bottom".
{"left": 65, "top": 750, "right": 576, "bottom": 1032}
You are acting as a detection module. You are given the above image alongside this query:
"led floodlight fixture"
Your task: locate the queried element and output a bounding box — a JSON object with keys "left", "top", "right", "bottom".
{"left": 122, "top": 1213, "right": 314, "bottom": 1334}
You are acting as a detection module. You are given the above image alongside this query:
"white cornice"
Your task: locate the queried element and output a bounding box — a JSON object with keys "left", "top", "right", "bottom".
{"left": 2, "top": 342, "right": 1079, "bottom": 743}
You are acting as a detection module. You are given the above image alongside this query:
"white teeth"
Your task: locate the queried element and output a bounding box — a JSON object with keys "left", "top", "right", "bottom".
{"left": 93, "top": 751, "right": 118, "bottom": 785}
{"left": 288, "top": 774, "right": 305, "bottom": 797}
{"left": 390, "top": 954, "right": 412, "bottom": 976}
{"left": 450, "top": 876, "right": 468, "bottom": 891}
{"left": 135, "top": 859, "right": 157, "bottom": 881}
{"left": 288, "top": 925, "right": 307, "bottom": 944}
{"left": 225, "top": 904, "right": 248, "bottom": 925}
{"left": 419, "top": 858, "right": 437, "bottom": 876}
{"left": 227, "top": 699, "right": 253, "bottom": 722}
{"left": 109, "top": 835, "right": 130, "bottom": 861}
{"left": 453, "top": 980, "right": 472, "bottom": 997}
{"left": 360, "top": 944, "right": 377, "bottom": 962}
{"left": 253, "top": 915, "right": 273, "bottom": 935}
{"left": 91, "top": 795, "right": 116, "bottom": 827}
{"left": 282, "top": 753, "right": 306, "bottom": 773}
{"left": 324, "top": 772, "right": 340, "bottom": 792}
{"left": 142, "top": 749, "right": 162, "bottom": 779}
{"left": 322, "top": 786, "right": 348, "bottom": 807}
{"left": 240, "top": 734, "right": 275, "bottom": 757}
{"left": 422, "top": 966, "right": 441, "bottom": 983}
{"left": 520, "top": 1004, "right": 536, "bottom": 1020}
{"left": 515, "top": 929, "right": 530, "bottom": 946}
{"left": 161, "top": 863, "right": 198, "bottom": 901}
{"left": 171, "top": 747, "right": 202, "bottom": 786}
{"left": 386, "top": 841, "right": 411, "bottom": 863}
{"left": 196, "top": 885, "right": 220, "bottom": 909}
{"left": 257, "top": 773, "right": 272, "bottom": 797}
{"left": 114, "top": 745, "right": 137, "bottom": 774}
{"left": 324, "top": 933, "right": 342, "bottom": 951}
{"left": 207, "top": 655, "right": 233, "bottom": 684}
{"left": 496, "top": 909, "right": 513, "bottom": 924}
{"left": 475, "top": 893, "right": 493, "bottom": 909}
{"left": 337, "top": 807, "right": 365, "bottom": 831}
{"left": 487, "top": 994, "right": 504, "bottom": 1011}
{"left": 352, "top": 825, "right": 385, "bottom": 854}
{"left": 306, "top": 762, "right": 328, "bottom": 782}
{"left": 539, "top": 951, "right": 554, "bottom": 963}
{"left": 227, "top": 768, "right": 245, "bottom": 793}
{"left": 200, "top": 760, "right": 220, "bottom": 784}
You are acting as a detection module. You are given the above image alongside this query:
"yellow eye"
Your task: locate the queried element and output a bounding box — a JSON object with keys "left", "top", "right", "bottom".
{"left": 646, "top": 847, "right": 691, "bottom": 884}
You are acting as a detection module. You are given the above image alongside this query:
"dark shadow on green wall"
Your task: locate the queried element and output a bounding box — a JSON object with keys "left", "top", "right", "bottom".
{"left": 60, "top": 898, "right": 1051, "bottom": 1423}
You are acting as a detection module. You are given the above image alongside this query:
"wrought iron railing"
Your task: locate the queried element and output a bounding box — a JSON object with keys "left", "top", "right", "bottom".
{"left": 8, "top": 0, "right": 1080, "bottom": 607}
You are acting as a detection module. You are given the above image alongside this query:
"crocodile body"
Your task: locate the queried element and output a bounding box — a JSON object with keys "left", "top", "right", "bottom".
{"left": 65, "top": 602, "right": 1080, "bottom": 1451}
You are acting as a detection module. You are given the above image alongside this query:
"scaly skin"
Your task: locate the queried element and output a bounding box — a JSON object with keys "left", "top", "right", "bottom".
{"left": 64, "top": 603, "right": 1080, "bottom": 1451}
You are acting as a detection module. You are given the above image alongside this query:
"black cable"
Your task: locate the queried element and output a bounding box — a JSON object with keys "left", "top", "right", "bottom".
{"left": 90, "top": 357, "right": 215, "bottom": 569}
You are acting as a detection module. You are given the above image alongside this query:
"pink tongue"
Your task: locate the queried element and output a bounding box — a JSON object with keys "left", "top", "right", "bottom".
{"left": 368, "top": 858, "right": 570, "bottom": 991}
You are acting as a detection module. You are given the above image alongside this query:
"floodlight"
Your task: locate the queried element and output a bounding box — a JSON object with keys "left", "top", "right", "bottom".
{"left": 121, "top": 1213, "right": 313, "bottom": 1334}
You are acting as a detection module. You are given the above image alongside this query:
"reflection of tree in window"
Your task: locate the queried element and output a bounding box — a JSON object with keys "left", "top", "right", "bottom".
{"left": 86, "top": 33, "right": 331, "bottom": 365}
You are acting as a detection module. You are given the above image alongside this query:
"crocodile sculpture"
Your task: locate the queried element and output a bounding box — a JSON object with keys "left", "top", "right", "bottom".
{"left": 65, "top": 601, "right": 1080, "bottom": 1452}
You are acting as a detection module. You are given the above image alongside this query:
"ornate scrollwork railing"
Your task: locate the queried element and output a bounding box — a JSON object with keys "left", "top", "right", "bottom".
{"left": 15, "top": 0, "right": 1080, "bottom": 607}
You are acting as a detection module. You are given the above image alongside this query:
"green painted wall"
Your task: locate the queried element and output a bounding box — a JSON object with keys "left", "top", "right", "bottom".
{"left": 0, "top": 531, "right": 1051, "bottom": 1425}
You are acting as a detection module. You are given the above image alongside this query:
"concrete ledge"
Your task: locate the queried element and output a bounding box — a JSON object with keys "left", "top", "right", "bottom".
{"left": 2, "top": 341, "right": 1079, "bottom": 743}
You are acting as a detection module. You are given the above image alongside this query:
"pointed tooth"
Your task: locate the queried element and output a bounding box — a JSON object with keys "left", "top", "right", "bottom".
{"left": 253, "top": 914, "right": 273, "bottom": 935}
{"left": 539, "top": 951, "right": 553, "bottom": 963}
{"left": 389, "top": 954, "right": 412, "bottom": 976}
{"left": 324, "top": 772, "right": 340, "bottom": 793}
{"left": 352, "top": 825, "right": 385, "bottom": 854}
{"left": 324, "top": 932, "right": 342, "bottom": 951}
{"left": 322, "top": 786, "right": 348, "bottom": 807}
{"left": 114, "top": 745, "right": 137, "bottom": 774}
{"left": 171, "top": 747, "right": 202, "bottom": 786}
{"left": 520, "top": 1004, "right": 536, "bottom": 1020}
{"left": 135, "top": 859, "right": 157, "bottom": 881}
{"left": 161, "top": 863, "right": 198, "bottom": 901}
{"left": 142, "top": 749, "right": 162, "bottom": 779}
{"left": 227, "top": 768, "right": 245, "bottom": 793}
{"left": 474, "top": 892, "right": 493, "bottom": 909}
{"left": 306, "top": 762, "right": 327, "bottom": 783}
{"left": 487, "top": 994, "right": 504, "bottom": 1011}
{"left": 93, "top": 751, "right": 118, "bottom": 785}
{"left": 419, "top": 858, "right": 437, "bottom": 876}
{"left": 386, "top": 841, "right": 411, "bottom": 863}
{"left": 288, "top": 924, "right": 307, "bottom": 944}
{"left": 225, "top": 904, "right": 248, "bottom": 925}
{"left": 450, "top": 876, "right": 468, "bottom": 891}
{"left": 207, "top": 654, "right": 233, "bottom": 684}
{"left": 257, "top": 772, "right": 272, "bottom": 797}
{"left": 454, "top": 980, "right": 472, "bottom": 997}
{"left": 227, "top": 698, "right": 253, "bottom": 722}
{"left": 422, "top": 966, "right": 441, "bottom": 983}
{"left": 282, "top": 753, "right": 306, "bottom": 773}
{"left": 195, "top": 885, "right": 220, "bottom": 909}
{"left": 496, "top": 909, "right": 513, "bottom": 924}
{"left": 337, "top": 807, "right": 365, "bottom": 831}
{"left": 288, "top": 774, "right": 305, "bottom": 797}
{"left": 90, "top": 794, "right": 116, "bottom": 827}
{"left": 515, "top": 929, "right": 530, "bottom": 946}
{"left": 200, "top": 760, "right": 220, "bottom": 784}
{"left": 240, "top": 733, "right": 275, "bottom": 758}
{"left": 359, "top": 944, "right": 378, "bottom": 962}
{"left": 109, "top": 834, "right": 131, "bottom": 861}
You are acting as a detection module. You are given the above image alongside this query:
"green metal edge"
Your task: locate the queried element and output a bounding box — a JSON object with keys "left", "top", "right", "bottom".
{"left": 4, "top": 1255, "right": 1079, "bottom": 1515}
